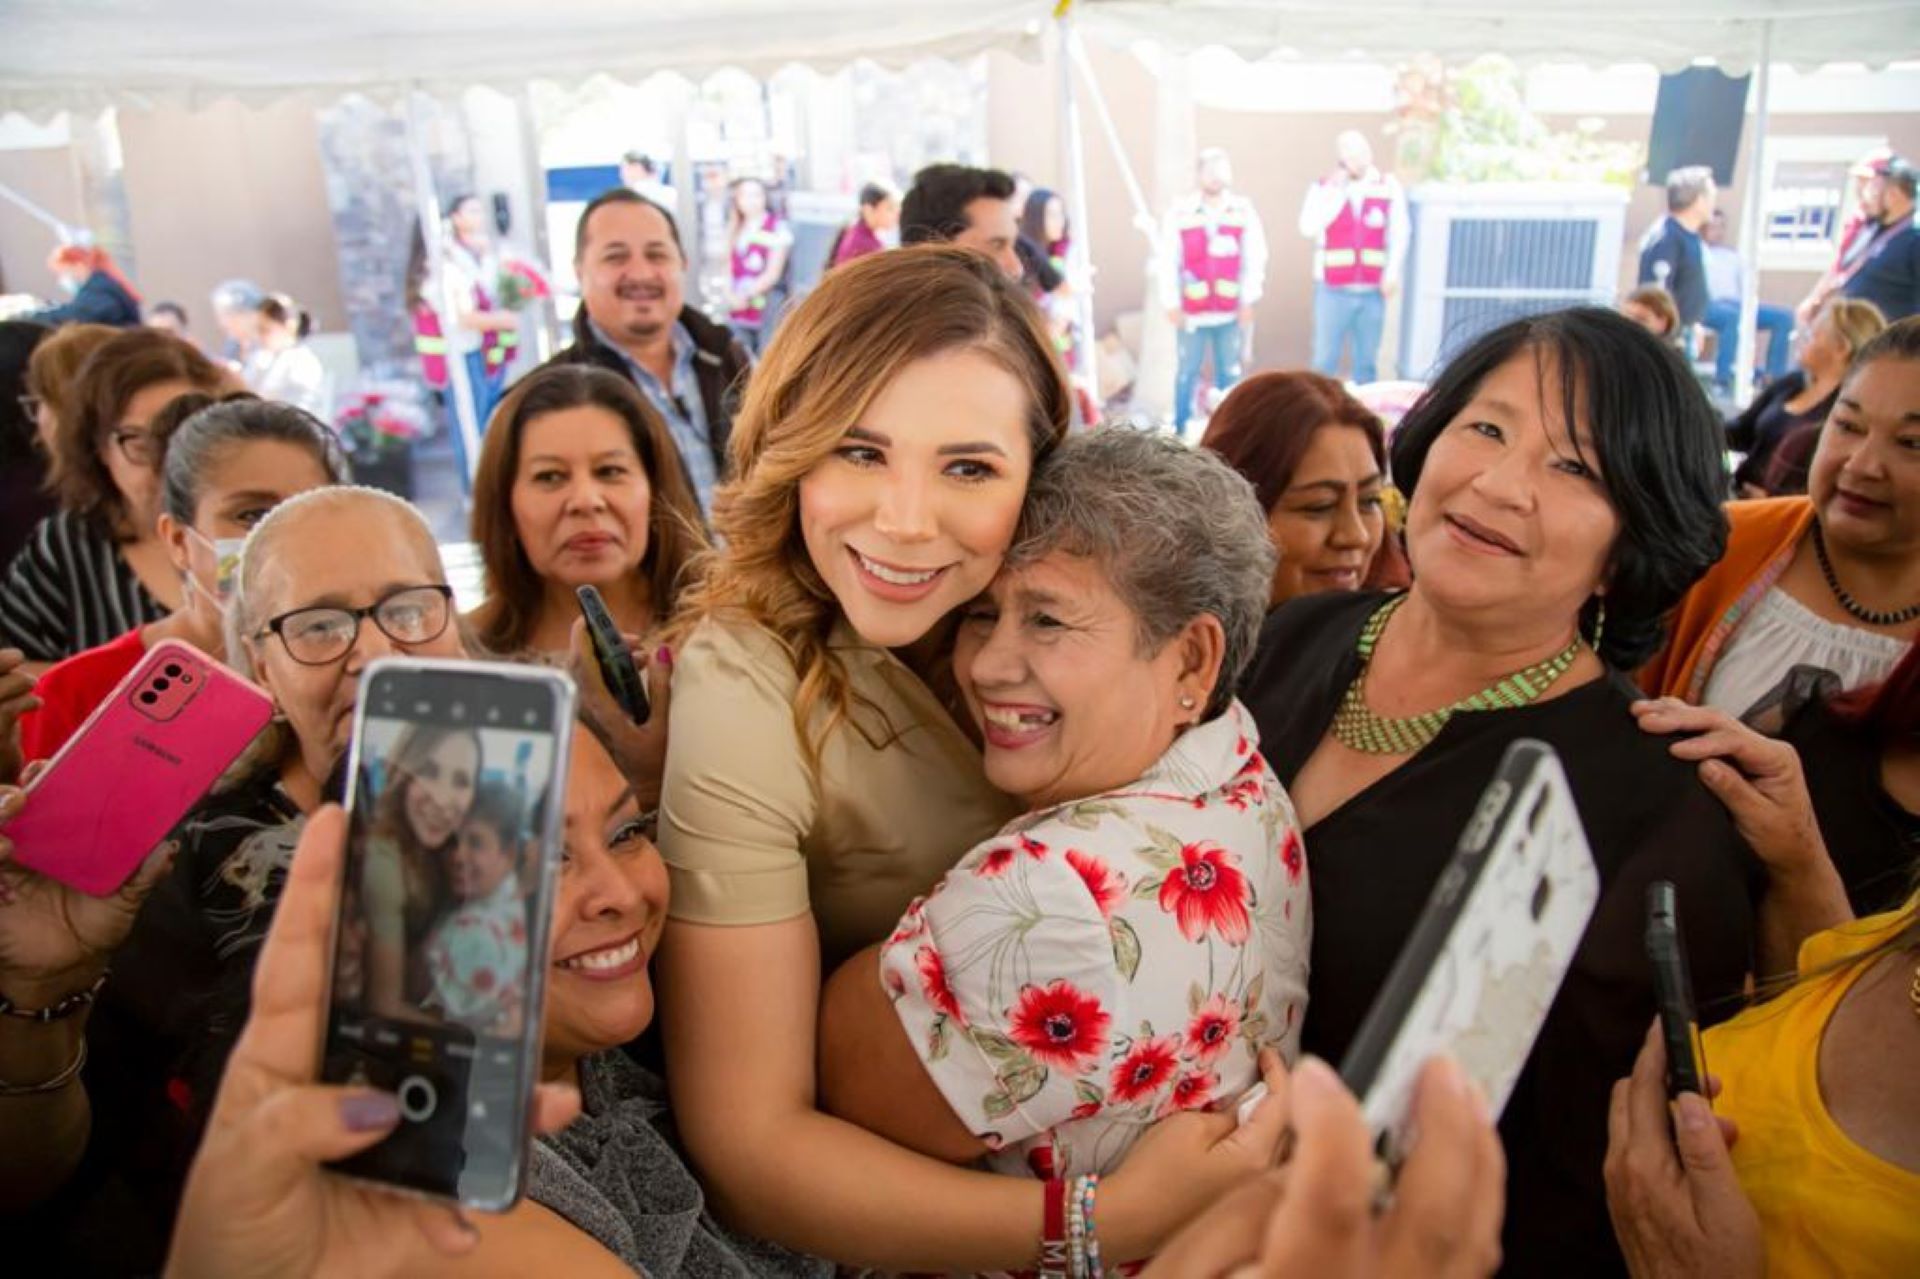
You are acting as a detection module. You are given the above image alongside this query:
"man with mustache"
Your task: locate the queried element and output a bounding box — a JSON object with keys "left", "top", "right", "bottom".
{"left": 541, "top": 189, "right": 752, "bottom": 518}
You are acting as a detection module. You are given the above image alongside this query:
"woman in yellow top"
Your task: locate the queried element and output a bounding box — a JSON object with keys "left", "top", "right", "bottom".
{"left": 655, "top": 246, "right": 1291, "bottom": 1271}
{"left": 1604, "top": 694, "right": 1920, "bottom": 1278}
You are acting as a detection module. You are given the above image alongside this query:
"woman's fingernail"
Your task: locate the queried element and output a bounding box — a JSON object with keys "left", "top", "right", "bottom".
{"left": 1293, "top": 1055, "right": 1340, "bottom": 1104}
{"left": 654, "top": 646, "right": 673, "bottom": 667}
{"left": 340, "top": 1092, "right": 402, "bottom": 1132}
{"left": 1676, "top": 1094, "right": 1713, "bottom": 1132}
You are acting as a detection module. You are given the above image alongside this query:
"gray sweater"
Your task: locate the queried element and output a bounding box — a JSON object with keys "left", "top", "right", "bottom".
{"left": 530, "top": 1051, "right": 830, "bottom": 1278}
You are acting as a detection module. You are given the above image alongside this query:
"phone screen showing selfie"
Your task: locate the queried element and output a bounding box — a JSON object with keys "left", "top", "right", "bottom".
{"left": 321, "top": 662, "right": 570, "bottom": 1209}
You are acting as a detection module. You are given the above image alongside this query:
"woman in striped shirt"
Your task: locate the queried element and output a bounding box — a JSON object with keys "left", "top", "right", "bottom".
{"left": 0, "top": 329, "right": 229, "bottom": 666}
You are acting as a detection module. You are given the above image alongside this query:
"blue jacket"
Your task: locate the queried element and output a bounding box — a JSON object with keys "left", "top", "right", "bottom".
{"left": 1637, "top": 216, "right": 1708, "bottom": 327}
{"left": 1842, "top": 218, "right": 1920, "bottom": 323}
{"left": 28, "top": 270, "right": 142, "bottom": 328}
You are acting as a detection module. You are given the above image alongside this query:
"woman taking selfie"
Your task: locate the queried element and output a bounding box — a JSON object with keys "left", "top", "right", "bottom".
{"left": 658, "top": 246, "right": 1287, "bottom": 1270}
{"left": 466, "top": 365, "right": 704, "bottom": 660}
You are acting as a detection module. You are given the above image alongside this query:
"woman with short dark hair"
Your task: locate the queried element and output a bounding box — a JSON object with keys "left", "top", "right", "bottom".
{"left": 1239, "top": 307, "right": 1761, "bottom": 1276}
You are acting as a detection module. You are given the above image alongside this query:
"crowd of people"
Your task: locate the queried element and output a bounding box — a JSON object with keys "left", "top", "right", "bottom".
{"left": 0, "top": 153, "right": 1917, "bottom": 1279}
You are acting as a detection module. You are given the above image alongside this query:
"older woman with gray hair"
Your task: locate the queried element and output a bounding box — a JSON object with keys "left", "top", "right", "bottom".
{"left": 819, "top": 429, "right": 1311, "bottom": 1239}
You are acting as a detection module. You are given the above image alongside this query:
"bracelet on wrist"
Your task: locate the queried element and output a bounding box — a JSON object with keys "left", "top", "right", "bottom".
{"left": 0, "top": 1036, "right": 87, "bottom": 1097}
{"left": 0, "top": 971, "right": 109, "bottom": 1023}
{"left": 1039, "top": 1175, "right": 1068, "bottom": 1279}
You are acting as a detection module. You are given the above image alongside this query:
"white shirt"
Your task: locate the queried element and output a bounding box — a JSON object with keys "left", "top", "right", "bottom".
{"left": 1297, "top": 168, "right": 1410, "bottom": 289}
{"left": 250, "top": 343, "right": 332, "bottom": 421}
{"left": 1702, "top": 586, "right": 1910, "bottom": 718}
{"left": 1157, "top": 192, "right": 1271, "bottom": 326}
{"left": 435, "top": 237, "right": 502, "bottom": 357}
{"left": 1704, "top": 243, "right": 1744, "bottom": 305}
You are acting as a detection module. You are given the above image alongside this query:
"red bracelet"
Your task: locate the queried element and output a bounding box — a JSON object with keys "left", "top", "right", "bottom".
{"left": 1039, "top": 1175, "right": 1068, "bottom": 1279}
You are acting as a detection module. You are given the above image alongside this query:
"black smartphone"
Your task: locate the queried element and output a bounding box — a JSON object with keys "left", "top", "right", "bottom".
{"left": 321, "top": 657, "right": 575, "bottom": 1210}
{"left": 1645, "top": 879, "right": 1708, "bottom": 1100}
{"left": 576, "top": 584, "right": 649, "bottom": 725}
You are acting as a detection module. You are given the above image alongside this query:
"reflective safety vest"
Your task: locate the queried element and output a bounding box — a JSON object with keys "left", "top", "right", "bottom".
{"left": 1320, "top": 188, "right": 1393, "bottom": 289}
{"left": 411, "top": 295, "right": 511, "bottom": 392}
{"left": 730, "top": 215, "right": 786, "bottom": 327}
{"left": 1176, "top": 207, "right": 1249, "bottom": 317}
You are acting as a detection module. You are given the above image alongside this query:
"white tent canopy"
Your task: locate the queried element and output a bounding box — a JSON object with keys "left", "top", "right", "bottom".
{"left": 1076, "top": 0, "right": 1920, "bottom": 72}
{"left": 0, "top": 0, "right": 1050, "bottom": 119}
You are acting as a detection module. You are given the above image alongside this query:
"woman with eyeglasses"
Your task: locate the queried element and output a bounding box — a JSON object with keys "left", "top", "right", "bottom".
{"left": 13, "top": 393, "right": 349, "bottom": 763}
{"left": 0, "top": 485, "right": 466, "bottom": 1269}
{"left": 0, "top": 328, "right": 230, "bottom": 668}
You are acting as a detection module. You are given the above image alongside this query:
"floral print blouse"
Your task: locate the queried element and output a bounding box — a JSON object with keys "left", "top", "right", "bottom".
{"left": 879, "top": 699, "right": 1310, "bottom": 1179}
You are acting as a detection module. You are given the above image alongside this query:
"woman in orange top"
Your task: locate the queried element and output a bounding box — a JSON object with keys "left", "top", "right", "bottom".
{"left": 1641, "top": 319, "right": 1920, "bottom": 717}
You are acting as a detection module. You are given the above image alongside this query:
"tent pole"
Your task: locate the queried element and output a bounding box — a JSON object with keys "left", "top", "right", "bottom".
{"left": 407, "top": 91, "right": 483, "bottom": 493}
{"left": 1057, "top": 12, "right": 1099, "bottom": 423}
{"left": 517, "top": 83, "right": 557, "bottom": 365}
{"left": 1734, "top": 21, "right": 1774, "bottom": 409}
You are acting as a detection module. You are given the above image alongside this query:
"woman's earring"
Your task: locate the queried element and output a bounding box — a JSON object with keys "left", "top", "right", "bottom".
{"left": 1179, "top": 694, "right": 1197, "bottom": 711}
{"left": 1587, "top": 599, "right": 1607, "bottom": 654}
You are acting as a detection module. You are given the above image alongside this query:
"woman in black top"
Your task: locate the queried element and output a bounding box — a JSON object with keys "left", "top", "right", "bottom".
{"left": 1239, "top": 309, "right": 1792, "bottom": 1277}
{"left": 1727, "top": 296, "right": 1886, "bottom": 497}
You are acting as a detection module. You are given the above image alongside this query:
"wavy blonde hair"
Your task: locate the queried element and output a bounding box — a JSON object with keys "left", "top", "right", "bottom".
{"left": 669, "top": 244, "right": 1071, "bottom": 766}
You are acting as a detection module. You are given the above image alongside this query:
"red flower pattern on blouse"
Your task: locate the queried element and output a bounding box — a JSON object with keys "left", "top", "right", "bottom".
{"left": 1157, "top": 842, "right": 1252, "bottom": 943}
{"left": 976, "top": 833, "right": 1051, "bottom": 878}
{"left": 1108, "top": 1034, "right": 1181, "bottom": 1104}
{"left": 1280, "top": 828, "right": 1305, "bottom": 884}
{"left": 1066, "top": 849, "right": 1128, "bottom": 919}
{"left": 1170, "top": 1068, "right": 1221, "bottom": 1112}
{"left": 916, "top": 944, "right": 963, "bottom": 1021}
{"left": 1184, "top": 994, "right": 1242, "bottom": 1064}
{"left": 1007, "top": 979, "right": 1112, "bottom": 1072}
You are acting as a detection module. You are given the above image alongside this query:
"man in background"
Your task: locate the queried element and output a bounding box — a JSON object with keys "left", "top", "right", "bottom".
{"left": 1701, "top": 209, "right": 1794, "bottom": 392}
{"left": 1299, "top": 131, "right": 1407, "bottom": 387}
{"left": 1638, "top": 166, "right": 1716, "bottom": 336}
{"left": 1837, "top": 155, "right": 1919, "bottom": 323}
{"left": 620, "top": 152, "right": 677, "bottom": 210}
{"left": 900, "top": 164, "right": 1023, "bottom": 280}
{"left": 1162, "top": 147, "right": 1268, "bottom": 434}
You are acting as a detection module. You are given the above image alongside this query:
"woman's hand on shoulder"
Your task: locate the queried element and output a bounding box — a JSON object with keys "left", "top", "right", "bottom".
{"left": 1630, "top": 699, "right": 1830, "bottom": 884}
{"left": 0, "top": 767, "right": 175, "bottom": 1003}
{"left": 567, "top": 619, "right": 671, "bottom": 808}
{"left": 1143, "top": 1054, "right": 1504, "bottom": 1278}
{"left": 166, "top": 806, "right": 582, "bottom": 1279}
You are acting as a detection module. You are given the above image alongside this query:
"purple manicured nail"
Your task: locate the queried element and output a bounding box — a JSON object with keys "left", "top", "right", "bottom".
{"left": 340, "top": 1092, "right": 402, "bottom": 1132}
{"left": 654, "top": 646, "right": 673, "bottom": 667}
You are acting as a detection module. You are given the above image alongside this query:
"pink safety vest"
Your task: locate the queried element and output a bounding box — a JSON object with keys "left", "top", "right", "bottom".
{"left": 1177, "top": 209, "right": 1248, "bottom": 317}
{"left": 730, "top": 214, "right": 785, "bottom": 326}
{"left": 1320, "top": 189, "right": 1393, "bottom": 289}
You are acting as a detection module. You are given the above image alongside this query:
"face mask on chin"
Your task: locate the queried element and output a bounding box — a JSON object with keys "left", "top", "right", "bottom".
{"left": 185, "top": 527, "right": 248, "bottom": 610}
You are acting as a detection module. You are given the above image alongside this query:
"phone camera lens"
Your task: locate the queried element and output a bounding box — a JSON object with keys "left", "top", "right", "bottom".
{"left": 1530, "top": 875, "right": 1553, "bottom": 921}
{"left": 139, "top": 691, "right": 158, "bottom": 705}
{"left": 181, "top": 672, "right": 193, "bottom": 683}
{"left": 154, "top": 678, "right": 171, "bottom": 692}
{"left": 164, "top": 663, "right": 182, "bottom": 677}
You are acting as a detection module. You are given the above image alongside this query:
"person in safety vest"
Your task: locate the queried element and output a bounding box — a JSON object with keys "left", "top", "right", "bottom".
{"left": 1160, "top": 147, "right": 1269, "bottom": 434}
{"left": 413, "top": 193, "right": 524, "bottom": 490}
{"left": 1299, "top": 130, "right": 1408, "bottom": 387}
{"left": 725, "top": 178, "right": 794, "bottom": 358}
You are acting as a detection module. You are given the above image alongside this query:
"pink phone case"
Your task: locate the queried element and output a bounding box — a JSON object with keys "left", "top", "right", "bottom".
{"left": 5, "top": 639, "right": 273, "bottom": 896}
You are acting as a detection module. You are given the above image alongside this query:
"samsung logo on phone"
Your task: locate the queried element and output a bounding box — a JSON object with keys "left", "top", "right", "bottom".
{"left": 133, "top": 735, "right": 184, "bottom": 766}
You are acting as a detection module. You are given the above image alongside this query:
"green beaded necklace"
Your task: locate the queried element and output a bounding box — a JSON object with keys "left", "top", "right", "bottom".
{"left": 1331, "top": 594, "right": 1587, "bottom": 756}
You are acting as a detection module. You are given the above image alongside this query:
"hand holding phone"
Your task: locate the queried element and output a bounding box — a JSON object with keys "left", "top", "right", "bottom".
{"left": 3, "top": 640, "right": 272, "bottom": 896}
{"left": 1340, "top": 740, "right": 1601, "bottom": 1171}
{"left": 575, "top": 585, "right": 649, "bottom": 725}
{"left": 321, "top": 657, "right": 575, "bottom": 1210}
{"left": 1645, "top": 880, "right": 1707, "bottom": 1101}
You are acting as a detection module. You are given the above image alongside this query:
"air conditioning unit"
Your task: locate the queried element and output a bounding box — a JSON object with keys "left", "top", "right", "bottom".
{"left": 1399, "top": 183, "right": 1630, "bottom": 381}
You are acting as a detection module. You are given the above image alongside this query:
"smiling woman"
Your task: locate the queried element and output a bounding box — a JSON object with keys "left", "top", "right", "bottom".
{"left": 466, "top": 364, "right": 706, "bottom": 659}
{"left": 1238, "top": 307, "right": 1764, "bottom": 1276}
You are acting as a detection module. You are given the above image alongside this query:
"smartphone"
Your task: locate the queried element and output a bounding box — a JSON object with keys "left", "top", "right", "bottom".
{"left": 4, "top": 639, "right": 272, "bottom": 895}
{"left": 1645, "top": 880, "right": 1707, "bottom": 1100}
{"left": 320, "top": 657, "right": 575, "bottom": 1210}
{"left": 575, "top": 585, "right": 649, "bottom": 724}
{"left": 1339, "top": 739, "right": 1600, "bottom": 1169}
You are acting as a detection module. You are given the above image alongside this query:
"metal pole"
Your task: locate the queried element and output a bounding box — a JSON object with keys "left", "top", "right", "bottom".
{"left": 407, "top": 91, "right": 483, "bottom": 493}
{"left": 516, "top": 83, "right": 557, "bottom": 365}
{"left": 1057, "top": 14, "right": 1100, "bottom": 424}
{"left": 1734, "top": 21, "right": 1775, "bottom": 409}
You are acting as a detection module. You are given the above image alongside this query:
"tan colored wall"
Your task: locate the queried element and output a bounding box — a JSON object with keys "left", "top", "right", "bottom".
{"left": 114, "top": 99, "right": 346, "bottom": 350}
{"left": 0, "top": 148, "right": 87, "bottom": 298}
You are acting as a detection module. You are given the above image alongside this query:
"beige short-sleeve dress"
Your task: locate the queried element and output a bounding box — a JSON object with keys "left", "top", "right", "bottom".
{"left": 658, "top": 615, "right": 1019, "bottom": 970}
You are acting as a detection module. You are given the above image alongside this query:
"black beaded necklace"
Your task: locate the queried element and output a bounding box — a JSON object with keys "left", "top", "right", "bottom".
{"left": 1812, "top": 520, "right": 1920, "bottom": 627}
